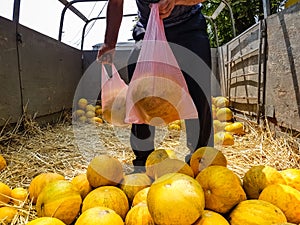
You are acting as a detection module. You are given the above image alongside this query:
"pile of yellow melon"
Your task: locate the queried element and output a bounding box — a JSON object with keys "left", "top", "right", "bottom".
{"left": 167, "top": 119, "right": 183, "bottom": 131}
{"left": 0, "top": 155, "right": 29, "bottom": 224}
{"left": 212, "top": 96, "right": 244, "bottom": 146}
{"left": 167, "top": 96, "right": 245, "bottom": 147}
{"left": 73, "top": 98, "right": 103, "bottom": 124}
{"left": 2, "top": 148, "right": 299, "bottom": 225}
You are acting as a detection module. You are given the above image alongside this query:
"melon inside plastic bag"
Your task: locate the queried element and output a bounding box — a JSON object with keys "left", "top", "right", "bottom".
{"left": 125, "top": 4, "right": 198, "bottom": 126}
{"left": 101, "top": 64, "right": 128, "bottom": 127}
{"left": 129, "top": 75, "right": 191, "bottom": 125}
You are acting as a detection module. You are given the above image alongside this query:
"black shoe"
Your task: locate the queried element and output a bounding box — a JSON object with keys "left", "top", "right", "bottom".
{"left": 185, "top": 154, "right": 192, "bottom": 165}
{"left": 133, "top": 166, "right": 146, "bottom": 173}
{"left": 131, "top": 159, "right": 146, "bottom": 173}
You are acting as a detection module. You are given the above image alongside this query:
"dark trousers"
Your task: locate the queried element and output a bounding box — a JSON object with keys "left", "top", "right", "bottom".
{"left": 128, "top": 10, "right": 213, "bottom": 166}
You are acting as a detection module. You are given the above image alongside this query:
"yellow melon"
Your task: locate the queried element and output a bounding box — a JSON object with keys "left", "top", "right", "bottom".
{"left": 132, "top": 187, "right": 150, "bottom": 207}
{"left": 77, "top": 98, "right": 88, "bottom": 109}
{"left": 95, "top": 108, "right": 103, "bottom": 115}
{"left": 102, "top": 88, "right": 128, "bottom": 126}
{"left": 0, "top": 206, "right": 18, "bottom": 223}
{"left": 125, "top": 203, "right": 154, "bottom": 225}
{"left": 86, "top": 155, "right": 124, "bottom": 188}
{"left": 213, "top": 120, "right": 222, "bottom": 133}
{"left": 285, "top": 0, "right": 300, "bottom": 8}
{"left": 36, "top": 180, "right": 82, "bottom": 225}
{"left": 243, "top": 165, "right": 286, "bottom": 199}
{"left": 92, "top": 117, "right": 103, "bottom": 124}
{"left": 259, "top": 184, "right": 300, "bottom": 224}
{"left": 280, "top": 168, "right": 300, "bottom": 191}
{"left": 214, "top": 121, "right": 232, "bottom": 133}
{"left": 71, "top": 174, "right": 92, "bottom": 199}
{"left": 168, "top": 120, "right": 182, "bottom": 129}
{"left": 167, "top": 123, "right": 181, "bottom": 131}
{"left": 165, "top": 149, "right": 178, "bottom": 159}
{"left": 82, "top": 186, "right": 129, "bottom": 220}
{"left": 274, "top": 223, "right": 298, "bottom": 225}
{"left": 26, "top": 217, "right": 66, "bottom": 225}
{"left": 74, "top": 109, "right": 85, "bottom": 118}
{"left": 153, "top": 158, "right": 194, "bottom": 179}
{"left": 216, "top": 107, "right": 233, "bottom": 121}
{"left": 214, "top": 96, "right": 229, "bottom": 108}
{"left": 130, "top": 76, "right": 183, "bottom": 125}
{"left": 11, "top": 187, "right": 28, "bottom": 205}
{"left": 75, "top": 206, "right": 124, "bottom": 225}
{"left": 212, "top": 105, "right": 217, "bottom": 120}
{"left": 147, "top": 173, "right": 205, "bottom": 225}
{"left": 196, "top": 165, "right": 246, "bottom": 214}
{"left": 78, "top": 116, "right": 87, "bottom": 123}
{"left": 0, "top": 155, "right": 7, "bottom": 171}
{"left": 86, "top": 104, "right": 95, "bottom": 112}
{"left": 193, "top": 210, "right": 230, "bottom": 225}
{"left": 145, "top": 149, "right": 170, "bottom": 179}
{"left": 190, "top": 146, "right": 227, "bottom": 177}
{"left": 28, "top": 172, "right": 65, "bottom": 204}
{"left": 0, "top": 182, "right": 11, "bottom": 205}
{"left": 224, "top": 122, "right": 244, "bottom": 135}
{"left": 120, "top": 173, "right": 152, "bottom": 203}
{"left": 214, "top": 131, "right": 234, "bottom": 146}
{"left": 229, "top": 199, "right": 287, "bottom": 225}
{"left": 85, "top": 110, "right": 95, "bottom": 118}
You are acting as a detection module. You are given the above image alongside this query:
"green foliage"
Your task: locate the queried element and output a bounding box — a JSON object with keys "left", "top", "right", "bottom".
{"left": 202, "top": 0, "right": 285, "bottom": 47}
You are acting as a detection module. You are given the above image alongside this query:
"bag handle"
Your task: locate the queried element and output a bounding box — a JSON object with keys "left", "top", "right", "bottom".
{"left": 101, "top": 64, "right": 119, "bottom": 88}
{"left": 143, "top": 4, "right": 166, "bottom": 42}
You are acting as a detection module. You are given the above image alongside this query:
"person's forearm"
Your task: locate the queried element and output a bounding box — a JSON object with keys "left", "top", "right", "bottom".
{"left": 104, "top": 0, "right": 124, "bottom": 48}
{"left": 175, "top": 0, "right": 206, "bottom": 6}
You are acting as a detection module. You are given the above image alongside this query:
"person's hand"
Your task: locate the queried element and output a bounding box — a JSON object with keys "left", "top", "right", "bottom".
{"left": 97, "top": 43, "right": 116, "bottom": 64}
{"left": 157, "top": 0, "right": 176, "bottom": 19}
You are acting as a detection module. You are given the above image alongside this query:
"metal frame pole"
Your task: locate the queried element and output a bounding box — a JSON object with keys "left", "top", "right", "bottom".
{"left": 80, "top": 13, "right": 137, "bottom": 51}
{"left": 222, "top": 0, "right": 236, "bottom": 37}
{"left": 13, "top": 0, "right": 21, "bottom": 24}
{"left": 262, "top": 0, "right": 271, "bottom": 19}
{"left": 58, "top": 0, "right": 107, "bottom": 41}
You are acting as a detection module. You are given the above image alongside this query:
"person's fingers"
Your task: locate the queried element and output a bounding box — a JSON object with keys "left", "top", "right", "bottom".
{"left": 158, "top": 0, "right": 174, "bottom": 19}
{"left": 100, "top": 53, "right": 113, "bottom": 64}
{"left": 97, "top": 54, "right": 112, "bottom": 64}
{"left": 97, "top": 47, "right": 114, "bottom": 64}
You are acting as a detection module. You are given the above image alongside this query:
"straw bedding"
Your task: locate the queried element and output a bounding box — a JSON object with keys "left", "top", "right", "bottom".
{"left": 0, "top": 113, "right": 299, "bottom": 224}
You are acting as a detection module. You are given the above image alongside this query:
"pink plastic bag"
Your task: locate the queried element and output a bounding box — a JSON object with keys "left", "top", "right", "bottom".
{"left": 125, "top": 4, "right": 198, "bottom": 126}
{"left": 101, "top": 64, "right": 128, "bottom": 127}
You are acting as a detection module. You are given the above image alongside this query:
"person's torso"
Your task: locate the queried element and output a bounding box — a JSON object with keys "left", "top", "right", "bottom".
{"left": 136, "top": 0, "right": 201, "bottom": 28}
